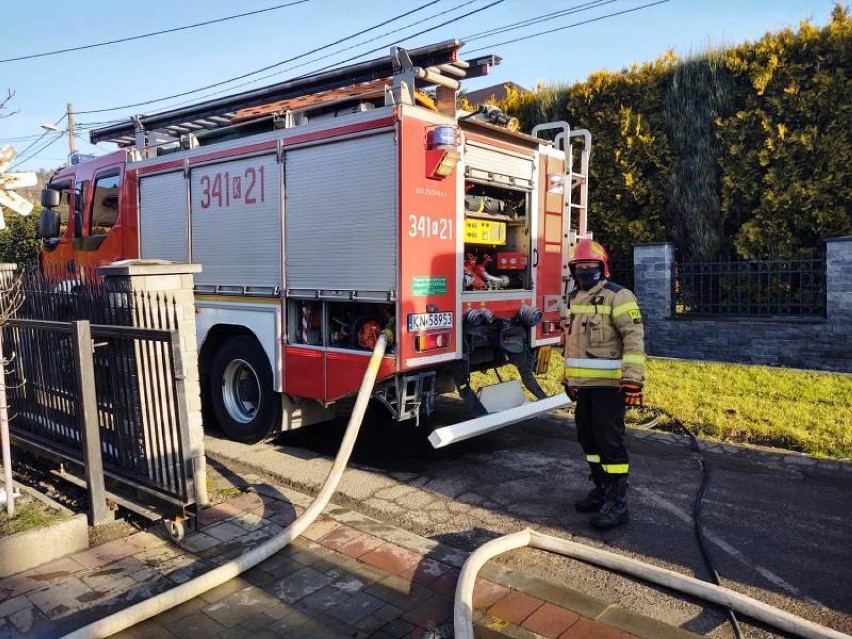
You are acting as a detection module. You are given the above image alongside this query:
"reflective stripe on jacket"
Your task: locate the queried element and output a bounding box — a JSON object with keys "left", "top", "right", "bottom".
{"left": 563, "top": 280, "right": 646, "bottom": 388}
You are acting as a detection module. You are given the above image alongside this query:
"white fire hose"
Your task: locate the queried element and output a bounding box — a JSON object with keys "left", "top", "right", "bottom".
{"left": 453, "top": 529, "right": 850, "bottom": 639}
{"left": 62, "top": 330, "right": 393, "bottom": 639}
{"left": 61, "top": 328, "right": 848, "bottom": 639}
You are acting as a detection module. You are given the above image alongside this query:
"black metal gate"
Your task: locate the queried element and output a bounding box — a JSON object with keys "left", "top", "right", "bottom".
{"left": 3, "top": 271, "right": 194, "bottom": 522}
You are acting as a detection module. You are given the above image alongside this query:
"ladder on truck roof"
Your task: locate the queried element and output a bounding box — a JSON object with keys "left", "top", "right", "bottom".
{"left": 90, "top": 40, "right": 501, "bottom": 153}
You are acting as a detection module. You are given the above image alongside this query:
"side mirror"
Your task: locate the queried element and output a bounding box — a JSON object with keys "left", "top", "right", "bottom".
{"left": 41, "top": 188, "right": 60, "bottom": 208}
{"left": 38, "top": 208, "right": 60, "bottom": 239}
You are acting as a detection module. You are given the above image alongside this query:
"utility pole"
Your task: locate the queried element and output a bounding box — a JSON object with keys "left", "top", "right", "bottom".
{"left": 66, "top": 102, "right": 77, "bottom": 156}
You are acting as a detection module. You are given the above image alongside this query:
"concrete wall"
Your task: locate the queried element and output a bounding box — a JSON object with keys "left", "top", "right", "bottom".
{"left": 633, "top": 238, "right": 852, "bottom": 372}
{"left": 0, "top": 513, "right": 88, "bottom": 578}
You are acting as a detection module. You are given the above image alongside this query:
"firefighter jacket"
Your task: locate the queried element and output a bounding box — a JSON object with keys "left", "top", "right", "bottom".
{"left": 563, "top": 280, "right": 646, "bottom": 388}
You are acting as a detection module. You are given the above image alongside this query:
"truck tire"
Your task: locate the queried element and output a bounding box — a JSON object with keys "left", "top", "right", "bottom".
{"left": 209, "top": 335, "right": 281, "bottom": 443}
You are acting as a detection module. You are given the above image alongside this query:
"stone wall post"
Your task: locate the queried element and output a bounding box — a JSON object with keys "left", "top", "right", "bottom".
{"left": 99, "top": 260, "right": 208, "bottom": 507}
{"left": 826, "top": 236, "right": 852, "bottom": 324}
{"left": 633, "top": 244, "right": 674, "bottom": 356}
{"left": 633, "top": 243, "right": 674, "bottom": 321}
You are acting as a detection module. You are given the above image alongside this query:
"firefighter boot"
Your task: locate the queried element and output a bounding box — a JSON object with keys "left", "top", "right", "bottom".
{"left": 575, "top": 463, "right": 607, "bottom": 513}
{"left": 590, "top": 474, "right": 629, "bottom": 530}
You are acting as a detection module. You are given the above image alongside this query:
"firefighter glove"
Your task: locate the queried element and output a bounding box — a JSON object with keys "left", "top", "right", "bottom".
{"left": 562, "top": 382, "right": 578, "bottom": 402}
{"left": 620, "top": 380, "right": 644, "bottom": 407}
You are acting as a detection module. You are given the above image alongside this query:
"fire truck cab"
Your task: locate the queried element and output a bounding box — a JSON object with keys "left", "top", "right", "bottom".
{"left": 38, "top": 41, "right": 591, "bottom": 448}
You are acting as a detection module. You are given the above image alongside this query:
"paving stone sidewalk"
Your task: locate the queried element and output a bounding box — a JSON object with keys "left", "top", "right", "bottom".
{"left": 0, "top": 469, "right": 699, "bottom": 639}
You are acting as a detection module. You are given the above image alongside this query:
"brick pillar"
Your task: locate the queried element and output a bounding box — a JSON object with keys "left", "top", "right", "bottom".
{"left": 826, "top": 236, "right": 852, "bottom": 324}
{"left": 98, "top": 260, "right": 208, "bottom": 507}
{"left": 633, "top": 243, "right": 674, "bottom": 321}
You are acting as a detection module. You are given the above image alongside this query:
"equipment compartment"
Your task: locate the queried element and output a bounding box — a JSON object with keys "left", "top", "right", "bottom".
{"left": 462, "top": 181, "right": 532, "bottom": 292}
{"left": 287, "top": 299, "right": 395, "bottom": 352}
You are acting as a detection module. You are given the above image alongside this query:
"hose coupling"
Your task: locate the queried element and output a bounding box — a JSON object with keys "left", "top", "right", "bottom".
{"left": 517, "top": 305, "right": 543, "bottom": 327}
{"left": 465, "top": 308, "right": 495, "bottom": 325}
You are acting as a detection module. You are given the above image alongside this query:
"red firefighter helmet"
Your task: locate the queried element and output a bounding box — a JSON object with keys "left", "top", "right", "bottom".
{"left": 568, "top": 239, "right": 611, "bottom": 278}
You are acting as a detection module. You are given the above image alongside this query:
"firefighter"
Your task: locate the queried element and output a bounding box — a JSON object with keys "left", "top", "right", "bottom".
{"left": 563, "top": 239, "right": 645, "bottom": 530}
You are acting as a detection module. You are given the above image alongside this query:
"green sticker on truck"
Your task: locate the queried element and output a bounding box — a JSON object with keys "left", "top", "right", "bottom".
{"left": 412, "top": 276, "right": 447, "bottom": 296}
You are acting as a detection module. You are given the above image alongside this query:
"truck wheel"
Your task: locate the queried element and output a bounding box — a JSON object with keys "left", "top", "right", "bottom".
{"left": 209, "top": 335, "right": 280, "bottom": 443}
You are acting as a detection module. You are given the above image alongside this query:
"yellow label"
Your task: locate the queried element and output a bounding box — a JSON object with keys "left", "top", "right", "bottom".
{"left": 464, "top": 219, "right": 506, "bottom": 245}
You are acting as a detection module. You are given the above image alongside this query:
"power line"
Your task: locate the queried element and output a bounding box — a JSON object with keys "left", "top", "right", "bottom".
{"left": 0, "top": 134, "right": 49, "bottom": 143}
{"left": 466, "top": 0, "right": 671, "bottom": 54}
{"left": 0, "top": 1, "right": 311, "bottom": 64}
{"left": 78, "top": 0, "right": 503, "bottom": 134}
{"left": 249, "top": 0, "right": 485, "bottom": 83}
{"left": 9, "top": 132, "right": 65, "bottom": 170}
{"left": 6, "top": 114, "right": 67, "bottom": 164}
{"left": 463, "top": 0, "right": 619, "bottom": 41}
{"left": 288, "top": 0, "right": 505, "bottom": 80}
{"left": 76, "top": 0, "right": 443, "bottom": 115}
{"left": 122, "top": 0, "right": 485, "bottom": 117}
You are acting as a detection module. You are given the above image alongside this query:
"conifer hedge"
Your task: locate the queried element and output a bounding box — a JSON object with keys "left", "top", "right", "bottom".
{"left": 499, "top": 4, "right": 851, "bottom": 259}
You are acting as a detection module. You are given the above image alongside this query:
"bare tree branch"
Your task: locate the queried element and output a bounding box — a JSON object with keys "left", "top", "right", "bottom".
{"left": 0, "top": 89, "right": 19, "bottom": 119}
{"left": 0, "top": 271, "right": 24, "bottom": 323}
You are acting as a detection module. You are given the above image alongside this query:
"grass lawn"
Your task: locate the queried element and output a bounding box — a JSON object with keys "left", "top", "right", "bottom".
{"left": 473, "top": 353, "right": 852, "bottom": 459}
{"left": 643, "top": 358, "right": 852, "bottom": 459}
{"left": 0, "top": 499, "right": 69, "bottom": 536}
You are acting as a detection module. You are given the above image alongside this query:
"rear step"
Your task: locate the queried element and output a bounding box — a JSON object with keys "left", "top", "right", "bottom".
{"left": 428, "top": 388, "right": 570, "bottom": 449}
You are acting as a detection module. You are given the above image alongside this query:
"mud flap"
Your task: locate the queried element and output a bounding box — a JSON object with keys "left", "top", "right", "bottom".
{"left": 428, "top": 392, "right": 570, "bottom": 448}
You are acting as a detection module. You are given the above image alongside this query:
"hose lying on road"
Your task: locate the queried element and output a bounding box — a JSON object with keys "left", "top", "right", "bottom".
{"left": 64, "top": 340, "right": 847, "bottom": 639}
{"left": 453, "top": 528, "right": 850, "bottom": 639}
{"left": 578, "top": 404, "right": 742, "bottom": 636}
{"left": 678, "top": 419, "right": 744, "bottom": 639}
{"left": 62, "top": 330, "right": 394, "bottom": 639}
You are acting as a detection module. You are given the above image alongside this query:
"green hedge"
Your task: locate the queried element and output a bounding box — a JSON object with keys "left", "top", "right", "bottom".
{"left": 0, "top": 212, "right": 40, "bottom": 268}
{"left": 499, "top": 4, "right": 852, "bottom": 260}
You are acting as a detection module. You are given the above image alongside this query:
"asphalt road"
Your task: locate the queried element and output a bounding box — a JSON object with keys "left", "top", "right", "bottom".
{"left": 204, "top": 401, "right": 852, "bottom": 639}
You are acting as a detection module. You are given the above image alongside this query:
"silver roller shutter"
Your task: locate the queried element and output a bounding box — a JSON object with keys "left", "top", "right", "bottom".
{"left": 139, "top": 171, "right": 189, "bottom": 263}
{"left": 190, "top": 154, "right": 281, "bottom": 290}
{"left": 285, "top": 132, "right": 397, "bottom": 293}
{"left": 464, "top": 141, "right": 534, "bottom": 190}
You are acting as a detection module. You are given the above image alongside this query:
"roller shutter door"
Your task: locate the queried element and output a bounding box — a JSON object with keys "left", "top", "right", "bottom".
{"left": 464, "top": 141, "right": 534, "bottom": 190}
{"left": 190, "top": 154, "right": 281, "bottom": 290}
{"left": 285, "top": 132, "right": 397, "bottom": 293}
{"left": 139, "top": 171, "right": 189, "bottom": 263}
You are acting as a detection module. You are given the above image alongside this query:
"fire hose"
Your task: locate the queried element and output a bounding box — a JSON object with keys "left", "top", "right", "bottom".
{"left": 62, "top": 334, "right": 848, "bottom": 639}
{"left": 62, "top": 330, "right": 394, "bottom": 639}
{"left": 455, "top": 404, "right": 847, "bottom": 639}
{"left": 453, "top": 529, "right": 850, "bottom": 639}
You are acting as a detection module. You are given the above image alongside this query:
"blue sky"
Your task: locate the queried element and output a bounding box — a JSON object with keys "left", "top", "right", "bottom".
{"left": 0, "top": 0, "right": 839, "bottom": 171}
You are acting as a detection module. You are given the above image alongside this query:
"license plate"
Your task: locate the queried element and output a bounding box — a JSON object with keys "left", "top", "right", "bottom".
{"left": 408, "top": 312, "right": 453, "bottom": 332}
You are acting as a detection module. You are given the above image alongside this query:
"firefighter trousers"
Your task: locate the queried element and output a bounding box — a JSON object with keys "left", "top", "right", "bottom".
{"left": 574, "top": 387, "right": 629, "bottom": 474}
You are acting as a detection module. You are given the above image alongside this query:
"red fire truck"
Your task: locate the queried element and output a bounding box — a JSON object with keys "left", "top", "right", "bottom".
{"left": 37, "top": 41, "right": 591, "bottom": 447}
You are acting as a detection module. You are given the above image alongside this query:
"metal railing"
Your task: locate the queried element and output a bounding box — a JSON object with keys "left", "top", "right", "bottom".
{"left": 673, "top": 255, "right": 827, "bottom": 318}
{"left": 608, "top": 254, "right": 635, "bottom": 291}
{"left": 4, "top": 271, "right": 194, "bottom": 523}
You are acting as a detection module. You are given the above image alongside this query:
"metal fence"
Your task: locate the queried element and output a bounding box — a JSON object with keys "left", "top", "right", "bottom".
{"left": 672, "top": 254, "right": 827, "bottom": 318}
{"left": 4, "top": 270, "right": 194, "bottom": 523}
{"left": 608, "top": 253, "right": 635, "bottom": 291}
